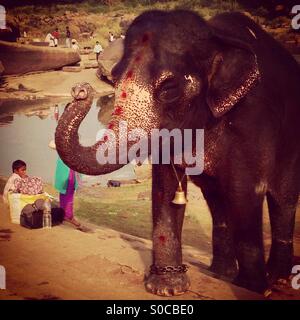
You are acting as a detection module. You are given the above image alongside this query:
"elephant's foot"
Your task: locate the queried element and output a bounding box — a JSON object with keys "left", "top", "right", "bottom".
{"left": 145, "top": 273, "right": 190, "bottom": 296}
{"left": 209, "top": 257, "right": 238, "bottom": 279}
{"left": 233, "top": 272, "right": 269, "bottom": 294}
{"left": 267, "top": 241, "right": 293, "bottom": 285}
{"left": 267, "top": 264, "right": 293, "bottom": 286}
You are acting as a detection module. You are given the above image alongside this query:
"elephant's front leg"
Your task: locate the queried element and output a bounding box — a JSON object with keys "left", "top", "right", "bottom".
{"left": 145, "top": 164, "right": 190, "bottom": 296}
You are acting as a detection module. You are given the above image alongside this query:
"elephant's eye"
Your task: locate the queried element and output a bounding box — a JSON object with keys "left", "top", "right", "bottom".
{"left": 156, "top": 78, "right": 181, "bottom": 104}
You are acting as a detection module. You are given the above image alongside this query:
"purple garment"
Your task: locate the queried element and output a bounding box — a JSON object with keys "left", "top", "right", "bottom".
{"left": 59, "top": 169, "right": 75, "bottom": 219}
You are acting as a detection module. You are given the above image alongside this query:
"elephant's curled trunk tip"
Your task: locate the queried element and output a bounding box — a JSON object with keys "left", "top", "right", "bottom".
{"left": 71, "top": 82, "right": 95, "bottom": 101}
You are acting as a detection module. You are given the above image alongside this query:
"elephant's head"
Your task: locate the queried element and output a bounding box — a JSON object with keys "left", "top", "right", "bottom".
{"left": 55, "top": 10, "right": 260, "bottom": 175}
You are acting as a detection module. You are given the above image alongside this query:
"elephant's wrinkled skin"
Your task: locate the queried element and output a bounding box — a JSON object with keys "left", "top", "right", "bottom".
{"left": 55, "top": 10, "right": 300, "bottom": 296}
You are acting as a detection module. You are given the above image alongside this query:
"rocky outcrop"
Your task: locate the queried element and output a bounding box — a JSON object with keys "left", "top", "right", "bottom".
{"left": 0, "top": 40, "right": 81, "bottom": 75}
{"left": 97, "top": 38, "right": 124, "bottom": 82}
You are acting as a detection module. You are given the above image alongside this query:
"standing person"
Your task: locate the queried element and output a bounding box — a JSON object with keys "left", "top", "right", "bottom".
{"left": 53, "top": 103, "right": 82, "bottom": 229}
{"left": 65, "top": 26, "right": 71, "bottom": 48}
{"left": 52, "top": 27, "right": 60, "bottom": 47}
{"left": 93, "top": 41, "right": 103, "bottom": 61}
{"left": 54, "top": 156, "right": 81, "bottom": 228}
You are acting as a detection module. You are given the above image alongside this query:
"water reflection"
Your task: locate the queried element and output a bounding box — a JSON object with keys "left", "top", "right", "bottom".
{"left": 96, "top": 93, "right": 115, "bottom": 125}
{"left": 0, "top": 95, "right": 135, "bottom": 184}
{"left": 0, "top": 115, "right": 13, "bottom": 126}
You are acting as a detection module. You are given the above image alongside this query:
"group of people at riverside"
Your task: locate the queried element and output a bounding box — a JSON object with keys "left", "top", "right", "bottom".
{"left": 44, "top": 26, "right": 124, "bottom": 59}
{"left": 45, "top": 26, "right": 80, "bottom": 51}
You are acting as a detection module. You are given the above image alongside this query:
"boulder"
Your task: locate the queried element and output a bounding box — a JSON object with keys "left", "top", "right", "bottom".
{"left": 98, "top": 38, "right": 124, "bottom": 82}
{"left": 96, "top": 94, "right": 115, "bottom": 125}
{"left": 62, "top": 66, "right": 82, "bottom": 72}
{"left": 29, "top": 41, "right": 50, "bottom": 47}
{"left": 88, "top": 53, "right": 96, "bottom": 60}
{"left": 0, "top": 40, "right": 81, "bottom": 75}
{"left": 83, "top": 61, "right": 98, "bottom": 69}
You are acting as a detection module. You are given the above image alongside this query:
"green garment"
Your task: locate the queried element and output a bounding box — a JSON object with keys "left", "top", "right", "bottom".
{"left": 54, "top": 157, "right": 79, "bottom": 194}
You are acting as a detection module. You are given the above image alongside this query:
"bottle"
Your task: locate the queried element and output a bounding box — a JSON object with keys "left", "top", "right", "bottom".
{"left": 54, "top": 104, "right": 59, "bottom": 122}
{"left": 43, "top": 198, "right": 52, "bottom": 229}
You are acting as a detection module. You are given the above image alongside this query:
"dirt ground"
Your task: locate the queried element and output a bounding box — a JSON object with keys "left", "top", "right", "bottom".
{"left": 0, "top": 181, "right": 299, "bottom": 301}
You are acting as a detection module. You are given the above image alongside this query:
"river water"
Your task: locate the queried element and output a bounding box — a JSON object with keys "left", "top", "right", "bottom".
{"left": 0, "top": 95, "right": 135, "bottom": 185}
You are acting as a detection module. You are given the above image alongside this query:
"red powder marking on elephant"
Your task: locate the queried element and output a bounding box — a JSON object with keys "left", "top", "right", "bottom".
{"left": 142, "top": 33, "right": 149, "bottom": 43}
{"left": 126, "top": 70, "right": 133, "bottom": 79}
{"left": 159, "top": 235, "right": 166, "bottom": 244}
{"left": 103, "top": 135, "right": 108, "bottom": 142}
{"left": 108, "top": 122, "right": 114, "bottom": 130}
{"left": 112, "top": 106, "right": 123, "bottom": 116}
{"left": 121, "top": 91, "right": 127, "bottom": 99}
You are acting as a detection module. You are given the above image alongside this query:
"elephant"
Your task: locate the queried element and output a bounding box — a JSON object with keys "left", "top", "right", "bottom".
{"left": 55, "top": 10, "right": 300, "bottom": 296}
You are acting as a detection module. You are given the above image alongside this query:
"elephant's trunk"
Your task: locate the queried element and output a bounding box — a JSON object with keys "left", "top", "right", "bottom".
{"left": 55, "top": 83, "right": 125, "bottom": 175}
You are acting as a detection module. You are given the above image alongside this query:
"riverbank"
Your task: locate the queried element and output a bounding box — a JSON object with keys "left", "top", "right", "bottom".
{"left": 0, "top": 197, "right": 264, "bottom": 300}
{"left": 0, "top": 176, "right": 299, "bottom": 300}
{"left": 0, "top": 67, "right": 113, "bottom": 101}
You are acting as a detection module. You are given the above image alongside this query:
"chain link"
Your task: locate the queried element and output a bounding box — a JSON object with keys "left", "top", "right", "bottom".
{"left": 150, "top": 264, "right": 189, "bottom": 275}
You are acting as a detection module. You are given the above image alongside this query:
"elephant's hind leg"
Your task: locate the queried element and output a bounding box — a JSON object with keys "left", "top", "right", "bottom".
{"left": 224, "top": 178, "right": 268, "bottom": 293}
{"left": 199, "top": 176, "right": 237, "bottom": 279}
{"left": 266, "top": 190, "right": 298, "bottom": 284}
{"left": 266, "top": 157, "right": 300, "bottom": 285}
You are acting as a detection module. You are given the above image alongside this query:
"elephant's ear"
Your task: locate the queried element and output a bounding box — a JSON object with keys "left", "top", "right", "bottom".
{"left": 206, "top": 33, "right": 260, "bottom": 118}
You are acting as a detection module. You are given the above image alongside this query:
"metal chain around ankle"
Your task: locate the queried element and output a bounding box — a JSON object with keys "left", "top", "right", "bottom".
{"left": 150, "top": 264, "right": 189, "bottom": 275}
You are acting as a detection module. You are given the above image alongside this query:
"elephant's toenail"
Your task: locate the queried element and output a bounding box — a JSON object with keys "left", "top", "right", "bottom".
{"left": 277, "top": 278, "right": 287, "bottom": 285}
{"left": 263, "top": 289, "right": 272, "bottom": 298}
{"left": 145, "top": 283, "right": 152, "bottom": 291}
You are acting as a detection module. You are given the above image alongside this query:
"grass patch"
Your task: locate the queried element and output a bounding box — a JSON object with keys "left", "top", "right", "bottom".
{"left": 74, "top": 181, "right": 212, "bottom": 252}
{"left": 77, "top": 196, "right": 152, "bottom": 239}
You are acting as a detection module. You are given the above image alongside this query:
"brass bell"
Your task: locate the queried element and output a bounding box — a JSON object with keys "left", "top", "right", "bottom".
{"left": 172, "top": 182, "right": 187, "bottom": 205}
